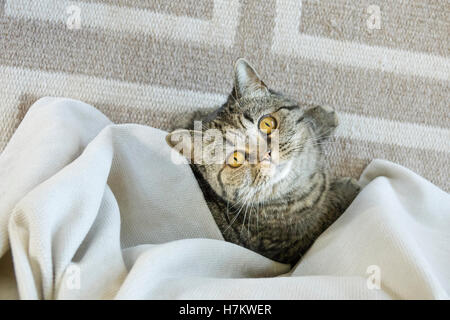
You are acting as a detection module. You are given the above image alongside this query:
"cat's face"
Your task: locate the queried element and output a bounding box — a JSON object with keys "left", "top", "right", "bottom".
{"left": 167, "top": 59, "right": 337, "bottom": 204}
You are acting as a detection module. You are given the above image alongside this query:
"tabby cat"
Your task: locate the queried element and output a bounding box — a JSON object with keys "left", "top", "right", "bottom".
{"left": 166, "top": 59, "right": 360, "bottom": 264}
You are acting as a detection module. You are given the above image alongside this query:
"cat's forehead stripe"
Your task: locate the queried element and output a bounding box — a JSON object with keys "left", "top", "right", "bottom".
{"left": 243, "top": 113, "right": 254, "bottom": 123}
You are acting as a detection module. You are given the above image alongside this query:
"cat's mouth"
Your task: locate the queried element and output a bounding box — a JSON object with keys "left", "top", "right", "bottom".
{"left": 256, "top": 160, "right": 292, "bottom": 186}
{"left": 272, "top": 160, "right": 292, "bottom": 183}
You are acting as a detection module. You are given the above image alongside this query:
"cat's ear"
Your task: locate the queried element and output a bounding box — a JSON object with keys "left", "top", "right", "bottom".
{"left": 233, "top": 58, "right": 268, "bottom": 99}
{"left": 303, "top": 105, "right": 338, "bottom": 142}
{"left": 166, "top": 129, "right": 203, "bottom": 162}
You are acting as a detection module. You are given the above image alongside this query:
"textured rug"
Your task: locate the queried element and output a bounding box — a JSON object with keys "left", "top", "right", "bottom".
{"left": 0, "top": 0, "right": 449, "bottom": 191}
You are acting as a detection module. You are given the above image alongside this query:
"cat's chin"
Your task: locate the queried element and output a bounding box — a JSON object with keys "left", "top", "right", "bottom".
{"left": 270, "top": 160, "right": 293, "bottom": 185}
{"left": 250, "top": 165, "right": 292, "bottom": 202}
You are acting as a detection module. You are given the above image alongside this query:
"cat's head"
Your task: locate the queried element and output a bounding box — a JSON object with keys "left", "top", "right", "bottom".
{"left": 167, "top": 59, "right": 338, "bottom": 204}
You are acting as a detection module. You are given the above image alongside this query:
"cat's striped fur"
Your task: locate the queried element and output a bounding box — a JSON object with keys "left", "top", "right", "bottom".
{"left": 167, "top": 59, "right": 360, "bottom": 264}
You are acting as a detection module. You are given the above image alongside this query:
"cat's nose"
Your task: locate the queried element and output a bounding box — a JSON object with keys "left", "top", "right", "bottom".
{"left": 261, "top": 149, "right": 271, "bottom": 161}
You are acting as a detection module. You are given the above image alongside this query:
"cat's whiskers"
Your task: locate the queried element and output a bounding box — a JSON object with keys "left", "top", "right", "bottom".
{"left": 226, "top": 198, "right": 231, "bottom": 222}
{"left": 224, "top": 200, "right": 246, "bottom": 233}
{"left": 240, "top": 200, "right": 249, "bottom": 235}
{"left": 255, "top": 201, "right": 260, "bottom": 234}
{"left": 224, "top": 188, "right": 254, "bottom": 233}
{"left": 247, "top": 197, "right": 257, "bottom": 236}
{"left": 230, "top": 195, "right": 251, "bottom": 233}
{"left": 243, "top": 189, "right": 258, "bottom": 236}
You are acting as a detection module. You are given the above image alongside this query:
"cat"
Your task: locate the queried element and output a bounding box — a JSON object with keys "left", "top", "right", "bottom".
{"left": 166, "top": 59, "right": 360, "bottom": 265}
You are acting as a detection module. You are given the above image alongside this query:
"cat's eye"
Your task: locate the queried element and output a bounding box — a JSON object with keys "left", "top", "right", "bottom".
{"left": 227, "top": 151, "right": 245, "bottom": 168}
{"left": 258, "top": 115, "right": 277, "bottom": 134}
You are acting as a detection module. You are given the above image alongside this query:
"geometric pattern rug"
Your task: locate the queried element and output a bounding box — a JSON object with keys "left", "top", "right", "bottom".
{"left": 0, "top": 0, "right": 448, "bottom": 191}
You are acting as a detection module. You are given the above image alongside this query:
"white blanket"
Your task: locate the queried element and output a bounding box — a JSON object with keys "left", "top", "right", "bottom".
{"left": 0, "top": 97, "right": 448, "bottom": 300}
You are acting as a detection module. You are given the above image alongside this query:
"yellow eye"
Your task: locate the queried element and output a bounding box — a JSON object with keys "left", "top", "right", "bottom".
{"left": 259, "top": 115, "right": 277, "bottom": 134}
{"left": 227, "top": 151, "right": 245, "bottom": 168}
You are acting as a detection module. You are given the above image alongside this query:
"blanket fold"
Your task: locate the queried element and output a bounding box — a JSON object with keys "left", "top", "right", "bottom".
{"left": 0, "top": 98, "right": 448, "bottom": 299}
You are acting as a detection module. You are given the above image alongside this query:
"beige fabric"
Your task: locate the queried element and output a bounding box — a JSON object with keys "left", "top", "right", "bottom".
{"left": 0, "top": 0, "right": 449, "bottom": 191}
{"left": 0, "top": 97, "right": 449, "bottom": 299}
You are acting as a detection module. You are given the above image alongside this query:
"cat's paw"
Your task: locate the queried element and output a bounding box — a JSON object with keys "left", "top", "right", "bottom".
{"left": 336, "top": 177, "right": 360, "bottom": 200}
